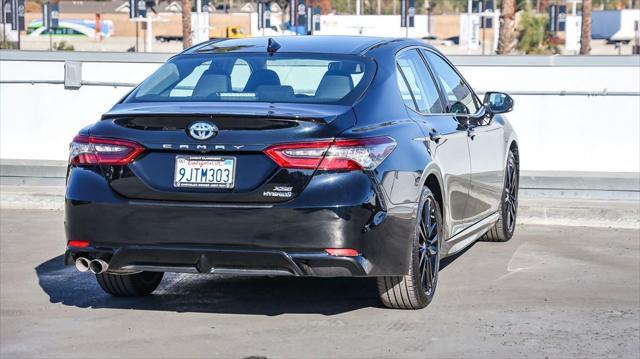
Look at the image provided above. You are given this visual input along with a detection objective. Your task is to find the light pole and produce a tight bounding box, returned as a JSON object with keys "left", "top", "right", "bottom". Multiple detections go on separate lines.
{"left": 467, "top": 0, "right": 472, "bottom": 53}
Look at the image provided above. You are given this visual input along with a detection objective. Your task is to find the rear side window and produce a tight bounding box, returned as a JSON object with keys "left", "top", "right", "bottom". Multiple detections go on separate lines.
{"left": 127, "top": 53, "right": 375, "bottom": 106}
{"left": 421, "top": 50, "right": 479, "bottom": 115}
{"left": 396, "top": 49, "right": 443, "bottom": 114}
{"left": 396, "top": 68, "right": 415, "bottom": 109}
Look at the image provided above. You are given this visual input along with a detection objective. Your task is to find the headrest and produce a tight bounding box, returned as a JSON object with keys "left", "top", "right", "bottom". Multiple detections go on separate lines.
{"left": 244, "top": 69, "right": 281, "bottom": 92}
{"left": 207, "top": 58, "right": 236, "bottom": 75}
{"left": 192, "top": 73, "right": 231, "bottom": 97}
{"left": 315, "top": 75, "right": 353, "bottom": 100}
{"left": 327, "top": 62, "right": 363, "bottom": 75}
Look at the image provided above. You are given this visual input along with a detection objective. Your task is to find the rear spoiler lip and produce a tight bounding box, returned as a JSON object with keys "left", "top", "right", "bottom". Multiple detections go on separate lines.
{"left": 100, "top": 113, "right": 332, "bottom": 125}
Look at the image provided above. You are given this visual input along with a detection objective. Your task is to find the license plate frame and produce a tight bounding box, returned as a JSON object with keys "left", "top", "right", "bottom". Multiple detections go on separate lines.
{"left": 173, "top": 155, "right": 236, "bottom": 189}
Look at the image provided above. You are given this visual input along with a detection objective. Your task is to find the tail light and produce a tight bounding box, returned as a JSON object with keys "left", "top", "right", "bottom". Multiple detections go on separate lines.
{"left": 69, "top": 135, "right": 144, "bottom": 166}
{"left": 67, "top": 240, "right": 90, "bottom": 248}
{"left": 325, "top": 248, "right": 360, "bottom": 256}
{"left": 264, "top": 137, "right": 396, "bottom": 171}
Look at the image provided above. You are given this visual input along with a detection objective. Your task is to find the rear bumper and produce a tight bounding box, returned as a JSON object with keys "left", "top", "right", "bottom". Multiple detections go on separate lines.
{"left": 64, "top": 245, "right": 371, "bottom": 277}
{"left": 65, "top": 167, "right": 418, "bottom": 276}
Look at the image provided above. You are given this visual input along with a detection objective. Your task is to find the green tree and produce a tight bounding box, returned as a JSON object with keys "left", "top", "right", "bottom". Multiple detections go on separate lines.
{"left": 516, "top": 9, "right": 556, "bottom": 54}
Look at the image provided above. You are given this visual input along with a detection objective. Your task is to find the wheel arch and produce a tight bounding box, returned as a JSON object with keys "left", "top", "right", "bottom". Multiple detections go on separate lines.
{"left": 419, "top": 164, "right": 447, "bottom": 239}
{"left": 509, "top": 140, "right": 520, "bottom": 164}
{"left": 425, "top": 174, "right": 444, "bottom": 223}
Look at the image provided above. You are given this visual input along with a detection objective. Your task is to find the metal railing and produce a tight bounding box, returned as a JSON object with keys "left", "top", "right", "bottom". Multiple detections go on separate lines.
{"left": 2, "top": 50, "right": 639, "bottom": 67}
{"left": 1, "top": 79, "right": 638, "bottom": 96}
{"left": 0, "top": 79, "right": 138, "bottom": 87}
{"left": 2, "top": 50, "right": 639, "bottom": 95}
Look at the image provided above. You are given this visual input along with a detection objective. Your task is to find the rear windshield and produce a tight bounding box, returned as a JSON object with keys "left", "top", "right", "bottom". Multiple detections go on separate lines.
{"left": 125, "top": 53, "right": 376, "bottom": 105}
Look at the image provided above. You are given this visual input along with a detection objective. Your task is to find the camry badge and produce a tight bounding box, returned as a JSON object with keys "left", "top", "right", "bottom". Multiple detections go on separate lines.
{"left": 188, "top": 122, "right": 218, "bottom": 141}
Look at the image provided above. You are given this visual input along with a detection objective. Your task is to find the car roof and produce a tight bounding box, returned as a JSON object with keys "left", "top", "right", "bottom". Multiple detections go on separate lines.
{"left": 183, "top": 36, "right": 433, "bottom": 56}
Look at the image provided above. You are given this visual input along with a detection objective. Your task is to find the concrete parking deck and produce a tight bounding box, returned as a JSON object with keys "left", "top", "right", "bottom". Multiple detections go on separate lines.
{"left": 1, "top": 209, "right": 638, "bottom": 358}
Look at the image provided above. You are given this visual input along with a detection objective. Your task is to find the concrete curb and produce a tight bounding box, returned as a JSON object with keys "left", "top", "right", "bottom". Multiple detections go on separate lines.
{"left": 517, "top": 198, "right": 639, "bottom": 229}
{"left": 2, "top": 160, "right": 639, "bottom": 229}
{"left": 0, "top": 159, "right": 67, "bottom": 187}
{"left": 2, "top": 160, "right": 639, "bottom": 198}
{"left": 1, "top": 186, "right": 65, "bottom": 211}
{"left": 1, "top": 185, "right": 638, "bottom": 230}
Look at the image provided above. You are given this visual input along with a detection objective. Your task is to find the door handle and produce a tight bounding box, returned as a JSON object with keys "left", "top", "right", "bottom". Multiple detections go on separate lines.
{"left": 429, "top": 130, "right": 442, "bottom": 143}
{"left": 467, "top": 127, "right": 476, "bottom": 140}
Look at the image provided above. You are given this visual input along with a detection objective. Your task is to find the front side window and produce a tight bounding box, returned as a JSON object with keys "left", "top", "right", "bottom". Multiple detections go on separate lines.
{"left": 127, "top": 53, "right": 375, "bottom": 105}
{"left": 395, "top": 50, "right": 443, "bottom": 114}
{"left": 421, "top": 50, "right": 479, "bottom": 115}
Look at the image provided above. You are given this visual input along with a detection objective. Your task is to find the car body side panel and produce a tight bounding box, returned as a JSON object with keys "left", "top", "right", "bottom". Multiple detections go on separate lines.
{"left": 465, "top": 118, "right": 506, "bottom": 222}
{"left": 499, "top": 114, "right": 519, "bottom": 159}
{"left": 407, "top": 113, "right": 473, "bottom": 238}
{"left": 362, "top": 40, "right": 478, "bottom": 243}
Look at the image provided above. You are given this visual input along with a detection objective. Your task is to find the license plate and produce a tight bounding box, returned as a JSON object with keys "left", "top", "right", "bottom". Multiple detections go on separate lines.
{"left": 174, "top": 156, "right": 236, "bottom": 189}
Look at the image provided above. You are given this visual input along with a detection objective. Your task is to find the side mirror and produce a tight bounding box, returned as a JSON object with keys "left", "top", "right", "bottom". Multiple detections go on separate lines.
{"left": 483, "top": 92, "right": 514, "bottom": 114}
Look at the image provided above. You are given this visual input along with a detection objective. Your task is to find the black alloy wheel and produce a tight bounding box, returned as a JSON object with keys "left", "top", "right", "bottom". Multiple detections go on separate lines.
{"left": 417, "top": 195, "right": 440, "bottom": 297}
{"left": 377, "top": 188, "right": 442, "bottom": 309}
{"left": 482, "top": 149, "right": 519, "bottom": 242}
{"left": 503, "top": 152, "right": 519, "bottom": 234}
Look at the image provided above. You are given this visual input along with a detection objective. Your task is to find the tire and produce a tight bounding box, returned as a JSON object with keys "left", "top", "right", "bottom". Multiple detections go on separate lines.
{"left": 96, "top": 271, "right": 164, "bottom": 297}
{"left": 482, "top": 149, "right": 519, "bottom": 242}
{"left": 377, "top": 188, "right": 442, "bottom": 309}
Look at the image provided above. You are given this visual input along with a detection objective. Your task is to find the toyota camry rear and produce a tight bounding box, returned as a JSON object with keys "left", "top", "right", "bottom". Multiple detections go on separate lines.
{"left": 65, "top": 39, "right": 410, "bottom": 297}
{"left": 64, "top": 37, "right": 520, "bottom": 310}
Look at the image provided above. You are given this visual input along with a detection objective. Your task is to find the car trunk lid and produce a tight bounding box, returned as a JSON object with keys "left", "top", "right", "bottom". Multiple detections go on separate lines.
{"left": 90, "top": 102, "right": 356, "bottom": 203}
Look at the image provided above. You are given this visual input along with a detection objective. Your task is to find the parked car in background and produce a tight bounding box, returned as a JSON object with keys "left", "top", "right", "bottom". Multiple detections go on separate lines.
{"left": 422, "top": 35, "right": 455, "bottom": 46}
{"left": 27, "top": 19, "right": 114, "bottom": 37}
{"left": 64, "top": 36, "right": 519, "bottom": 309}
{"left": 156, "top": 26, "right": 248, "bottom": 43}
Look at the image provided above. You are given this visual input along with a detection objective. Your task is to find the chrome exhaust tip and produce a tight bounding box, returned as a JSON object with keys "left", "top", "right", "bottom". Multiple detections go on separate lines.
{"left": 75, "top": 257, "right": 91, "bottom": 272}
{"left": 89, "top": 259, "right": 109, "bottom": 274}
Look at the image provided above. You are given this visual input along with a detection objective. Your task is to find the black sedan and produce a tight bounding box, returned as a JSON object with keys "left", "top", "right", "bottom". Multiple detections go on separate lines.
{"left": 65, "top": 36, "right": 519, "bottom": 309}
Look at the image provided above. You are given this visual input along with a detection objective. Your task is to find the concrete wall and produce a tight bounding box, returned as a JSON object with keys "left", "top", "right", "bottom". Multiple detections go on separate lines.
{"left": 315, "top": 15, "right": 431, "bottom": 37}
{"left": 1, "top": 51, "right": 639, "bottom": 173}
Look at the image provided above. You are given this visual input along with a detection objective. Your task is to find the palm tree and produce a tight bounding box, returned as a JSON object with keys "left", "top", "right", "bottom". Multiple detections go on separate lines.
{"left": 273, "top": 0, "right": 292, "bottom": 24}
{"left": 497, "top": 0, "right": 516, "bottom": 54}
{"left": 580, "top": 0, "right": 592, "bottom": 54}
{"left": 182, "top": 0, "right": 192, "bottom": 49}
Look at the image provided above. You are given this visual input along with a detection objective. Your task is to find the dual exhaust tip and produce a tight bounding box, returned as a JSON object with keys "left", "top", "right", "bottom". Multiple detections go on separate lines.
{"left": 75, "top": 257, "right": 109, "bottom": 274}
